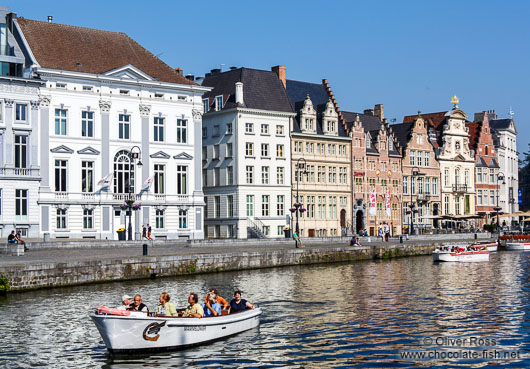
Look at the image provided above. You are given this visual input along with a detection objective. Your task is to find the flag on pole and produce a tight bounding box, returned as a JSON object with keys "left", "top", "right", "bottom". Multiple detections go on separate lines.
{"left": 386, "top": 190, "right": 391, "bottom": 217}
{"left": 369, "top": 189, "right": 377, "bottom": 216}
{"left": 141, "top": 176, "right": 153, "bottom": 191}
{"left": 97, "top": 173, "right": 113, "bottom": 188}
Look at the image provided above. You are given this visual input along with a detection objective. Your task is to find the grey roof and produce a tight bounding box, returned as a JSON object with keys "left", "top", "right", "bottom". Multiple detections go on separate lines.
{"left": 489, "top": 157, "right": 500, "bottom": 168}
{"left": 286, "top": 79, "right": 347, "bottom": 137}
{"left": 389, "top": 122, "right": 413, "bottom": 149}
{"left": 202, "top": 68, "right": 294, "bottom": 113}
{"left": 476, "top": 156, "right": 488, "bottom": 167}
{"left": 489, "top": 119, "right": 513, "bottom": 130}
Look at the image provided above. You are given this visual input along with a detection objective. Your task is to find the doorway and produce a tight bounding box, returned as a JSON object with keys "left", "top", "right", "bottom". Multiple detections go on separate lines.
{"left": 340, "top": 209, "right": 346, "bottom": 228}
{"left": 356, "top": 210, "right": 364, "bottom": 234}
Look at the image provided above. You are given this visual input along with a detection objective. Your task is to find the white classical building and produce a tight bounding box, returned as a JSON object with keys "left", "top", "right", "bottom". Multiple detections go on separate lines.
{"left": 201, "top": 67, "right": 294, "bottom": 238}
{"left": 14, "top": 16, "right": 208, "bottom": 240}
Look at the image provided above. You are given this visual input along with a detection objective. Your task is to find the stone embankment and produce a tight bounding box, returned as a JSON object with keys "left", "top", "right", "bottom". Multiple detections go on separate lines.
{"left": 0, "top": 234, "right": 493, "bottom": 292}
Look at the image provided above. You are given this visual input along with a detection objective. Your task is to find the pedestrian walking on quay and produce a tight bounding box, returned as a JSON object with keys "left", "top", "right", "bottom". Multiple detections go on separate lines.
{"left": 141, "top": 225, "right": 147, "bottom": 240}
{"left": 147, "top": 224, "right": 152, "bottom": 240}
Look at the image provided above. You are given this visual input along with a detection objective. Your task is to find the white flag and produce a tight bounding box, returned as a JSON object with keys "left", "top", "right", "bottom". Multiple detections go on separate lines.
{"left": 97, "top": 173, "right": 113, "bottom": 188}
{"left": 142, "top": 176, "right": 153, "bottom": 191}
{"left": 369, "top": 189, "right": 377, "bottom": 216}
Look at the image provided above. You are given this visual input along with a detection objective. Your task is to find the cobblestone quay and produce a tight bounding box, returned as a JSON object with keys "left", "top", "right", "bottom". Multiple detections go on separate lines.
{"left": 0, "top": 234, "right": 493, "bottom": 291}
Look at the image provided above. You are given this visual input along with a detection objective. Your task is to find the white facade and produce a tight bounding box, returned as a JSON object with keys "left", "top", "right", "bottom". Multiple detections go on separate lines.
{"left": 35, "top": 66, "right": 209, "bottom": 240}
{"left": 495, "top": 121, "right": 519, "bottom": 214}
{"left": 203, "top": 107, "right": 293, "bottom": 238}
{"left": 438, "top": 107, "right": 476, "bottom": 217}
{"left": 0, "top": 77, "right": 43, "bottom": 238}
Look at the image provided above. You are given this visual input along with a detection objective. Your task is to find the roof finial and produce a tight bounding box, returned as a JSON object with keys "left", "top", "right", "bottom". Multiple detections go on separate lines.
{"left": 451, "top": 95, "right": 459, "bottom": 108}
{"left": 417, "top": 109, "right": 422, "bottom": 117}
{"left": 509, "top": 106, "right": 515, "bottom": 118}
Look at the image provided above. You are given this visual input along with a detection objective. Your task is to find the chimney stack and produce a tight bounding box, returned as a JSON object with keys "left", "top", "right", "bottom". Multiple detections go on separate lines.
{"left": 185, "top": 74, "right": 194, "bottom": 81}
{"left": 271, "top": 65, "right": 286, "bottom": 88}
{"left": 175, "top": 67, "right": 183, "bottom": 76}
{"left": 235, "top": 82, "right": 244, "bottom": 105}
{"left": 364, "top": 109, "right": 374, "bottom": 116}
{"left": 374, "top": 104, "right": 384, "bottom": 120}
{"left": 47, "top": 15, "right": 53, "bottom": 23}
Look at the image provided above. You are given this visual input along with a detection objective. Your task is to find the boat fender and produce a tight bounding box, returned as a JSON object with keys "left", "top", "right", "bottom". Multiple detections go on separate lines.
{"left": 97, "top": 305, "right": 131, "bottom": 316}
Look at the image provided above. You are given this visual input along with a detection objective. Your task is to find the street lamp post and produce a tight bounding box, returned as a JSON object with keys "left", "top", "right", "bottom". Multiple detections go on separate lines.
{"left": 409, "top": 167, "right": 419, "bottom": 236}
{"left": 495, "top": 171, "right": 506, "bottom": 232}
{"left": 127, "top": 146, "right": 142, "bottom": 240}
{"left": 294, "top": 158, "right": 308, "bottom": 236}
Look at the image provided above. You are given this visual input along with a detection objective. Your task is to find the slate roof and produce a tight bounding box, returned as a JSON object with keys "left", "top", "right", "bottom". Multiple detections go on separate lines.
{"left": 389, "top": 122, "right": 413, "bottom": 149}
{"left": 489, "top": 119, "right": 513, "bottom": 130}
{"left": 403, "top": 111, "right": 447, "bottom": 128}
{"left": 201, "top": 68, "right": 293, "bottom": 113}
{"left": 16, "top": 18, "right": 194, "bottom": 85}
{"left": 476, "top": 156, "right": 488, "bottom": 167}
{"left": 286, "top": 79, "right": 347, "bottom": 137}
{"left": 489, "top": 158, "right": 500, "bottom": 168}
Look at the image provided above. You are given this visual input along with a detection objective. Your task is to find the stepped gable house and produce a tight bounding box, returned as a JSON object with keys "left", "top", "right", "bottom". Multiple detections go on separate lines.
{"left": 284, "top": 70, "right": 352, "bottom": 238}
{"left": 343, "top": 106, "right": 402, "bottom": 236}
{"left": 391, "top": 113, "right": 441, "bottom": 233}
{"left": 201, "top": 67, "right": 294, "bottom": 238}
{"left": 466, "top": 112, "right": 500, "bottom": 227}
{"left": 403, "top": 98, "right": 476, "bottom": 227}
{"left": 16, "top": 15, "right": 208, "bottom": 239}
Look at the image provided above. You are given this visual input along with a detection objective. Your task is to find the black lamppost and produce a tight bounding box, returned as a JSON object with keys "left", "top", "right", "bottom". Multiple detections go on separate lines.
{"left": 293, "top": 158, "right": 308, "bottom": 236}
{"left": 127, "top": 146, "right": 142, "bottom": 240}
{"left": 495, "top": 171, "right": 505, "bottom": 232}
{"left": 409, "top": 167, "right": 420, "bottom": 235}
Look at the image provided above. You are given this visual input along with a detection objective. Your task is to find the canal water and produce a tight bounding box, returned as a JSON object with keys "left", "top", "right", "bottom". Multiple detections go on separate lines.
{"left": 1, "top": 252, "right": 529, "bottom": 368}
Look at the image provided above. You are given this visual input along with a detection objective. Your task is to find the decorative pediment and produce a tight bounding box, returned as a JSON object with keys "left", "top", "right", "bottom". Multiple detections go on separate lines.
{"left": 77, "top": 146, "right": 100, "bottom": 155}
{"left": 150, "top": 151, "right": 171, "bottom": 159}
{"left": 103, "top": 64, "right": 154, "bottom": 81}
{"left": 454, "top": 154, "right": 466, "bottom": 161}
{"left": 174, "top": 152, "right": 193, "bottom": 160}
{"left": 50, "top": 145, "right": 74, "bottom": 154}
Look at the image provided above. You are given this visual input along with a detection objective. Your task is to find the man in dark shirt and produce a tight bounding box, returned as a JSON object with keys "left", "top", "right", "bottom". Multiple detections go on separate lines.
{"left": 129, "top": 294, "right": 149, "bottom": 313}
{"left": 7, "top": 231, "right": 16, "bottom": 243}
{"left": 228, "top": 290, "right": 255, "bottom": 314}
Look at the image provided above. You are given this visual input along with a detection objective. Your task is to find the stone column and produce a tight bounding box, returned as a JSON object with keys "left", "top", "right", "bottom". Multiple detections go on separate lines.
{"left": 99, "top": 100, "right": 112, "bottom": 234}
{"left": 30, "top": 100, "right": 39, "bottom": 169}
{"left": 4, "top": 99, "right": 14, "bottom": 168}
{"left": 139, "top": 104, "right": 151, "bottom": 228}
{"left": 38, "top": 95, "right": 51, "bottom": 232}
{"left": 192, "top": 109, "right": 204, "bottom": 238}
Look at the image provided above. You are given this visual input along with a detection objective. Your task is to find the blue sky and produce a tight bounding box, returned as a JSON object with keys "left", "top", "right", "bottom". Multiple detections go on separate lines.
{"left": 6, "top": 0, "right": 530, "bottom": 157}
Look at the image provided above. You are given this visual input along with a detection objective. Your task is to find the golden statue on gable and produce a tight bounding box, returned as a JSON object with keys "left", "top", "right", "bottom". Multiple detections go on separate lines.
{"left": 451, "top": 95, "right": 459, "bottom": 106}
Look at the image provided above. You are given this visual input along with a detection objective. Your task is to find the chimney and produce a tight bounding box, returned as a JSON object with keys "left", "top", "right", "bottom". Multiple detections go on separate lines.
{"left": 47, "top": 15, "right": 53, "bottom": 23}
{"left": 210, "top": 68, "right": 221, "bottom": 74}
{"left": 364, "top": 109, "right": 374, "bottom": 116}
{"left": 374, "top": 104, "right": 384, "bottom": 120}
{"left": 175, "top": 67, "right": 183, "bottom": 76}
{"left": 271, "top": 65, "right": 286, "bottom": 88}
{"left": 474, "top": 112, "right": 485, "bottom": 122}
{"left": 185, "top": 74, "right": 194, "bottom": 81}
{"left": 235, "top": 82, "right": 244, "bottom": 105}
{"left": 229, "top": 66, "right": 237, "bottom": 71}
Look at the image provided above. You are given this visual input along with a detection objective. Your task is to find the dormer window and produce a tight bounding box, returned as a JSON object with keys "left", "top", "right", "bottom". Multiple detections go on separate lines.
{"left": 366, "top": 135, "right": 370, "bottom": 148}
{"left": 388, "top": 140, "right": 393, "bottom": 151}
{"left": 120, "top": 89, "right": 130, "bottom": 96}
{"left": 203, "top": 98, "right": 209, "bottom": 113}
{"left": 82, "top": 85, "right": 93, "bottom": 92}
{"left": 56, "top": 83, "right": 67, "bottom": 89}
{"left": 215, "top": 95, "right": 223, "bottom": 111}
{"left": 154, "top": 93, "right": 164, "bottom": 99}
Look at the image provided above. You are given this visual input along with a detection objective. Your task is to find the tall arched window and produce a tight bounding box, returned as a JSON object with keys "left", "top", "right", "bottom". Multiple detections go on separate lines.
{"left": 455, "top": 168, "right": 460, "bottom": 185}
{"left": 114, "top": 150, "right": 134, "bottom": 194}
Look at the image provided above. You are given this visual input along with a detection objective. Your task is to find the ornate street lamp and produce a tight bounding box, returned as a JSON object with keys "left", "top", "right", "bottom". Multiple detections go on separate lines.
{"left": 127, "top": 146, "right": 142, "bottom": 240}
{"left": 294, "top": 158, "right": 308, "bottom": 236}
{"left": 495, "top": 171, "right": 506, "bottom": 232}
{"left": 409, "top": 166, "right": 420, "bottom": 235}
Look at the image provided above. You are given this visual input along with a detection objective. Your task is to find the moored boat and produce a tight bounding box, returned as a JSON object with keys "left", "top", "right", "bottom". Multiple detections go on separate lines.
{"left": 433, "top": 245, "right": 490, "bottom": 262}
{"left": 91, "top": 307, "right": 262, "bottom": 353}
{"left": 505, "top": 242, "right": 530, "bottom": 251}
{"left": 470, "top": 241, "right": 498, "bottom": 252}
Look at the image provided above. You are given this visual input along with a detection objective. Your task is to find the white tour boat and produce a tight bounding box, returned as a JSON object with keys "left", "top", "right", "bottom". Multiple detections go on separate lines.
{"left": 433, "top": 245, "right": 490, "bottom": 262}
{"left": 91, "top": 307, "right": 262, "bottom": 353}
{"left": 470, "top": 241, "right": 498, "bottom": 252}
{"left": 505, "top": 242, "right": 530, "bottom": 251}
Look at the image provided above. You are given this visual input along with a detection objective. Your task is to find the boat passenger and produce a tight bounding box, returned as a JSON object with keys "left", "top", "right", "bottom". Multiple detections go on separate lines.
{"left": 130, "top": 294, "right": 149, "bottom": 313}
{"left": 155, "top": 292, "right": 178, "bottom": 316}
{"left": 228, "top": 290, "right": 255, "bottom": 314}
{"left": 183, "top": 293, "right": 204, "bottom": 318}
{"left": 202, "top": 293, "right": 221, "bottom": 317}
{"left": 117, "top": 295, "right": 133, "bottom": 311}
{"left": 204, "top": 289, "right": 229, "bottom": 311}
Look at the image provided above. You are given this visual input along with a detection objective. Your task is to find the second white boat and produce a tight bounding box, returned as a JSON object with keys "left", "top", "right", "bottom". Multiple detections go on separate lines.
{"left": 505, "top": 242, "right": 530, "bottom": 251}
{"left": 433, "top": 246, "right": 490, "bottom": 262}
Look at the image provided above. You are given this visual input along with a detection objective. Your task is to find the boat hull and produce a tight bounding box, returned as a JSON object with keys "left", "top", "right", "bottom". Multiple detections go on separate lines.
{"left": 506, "top": 242, "right": 530, "bottom": 251}
{"left": 91, "top": 308, "right": 262, "bottom": 353}
{"left": 433, "top": 250, "right": 490, "bottom": 262}
{"left": 470, "top": 242, "right": 497, "bottom": 252}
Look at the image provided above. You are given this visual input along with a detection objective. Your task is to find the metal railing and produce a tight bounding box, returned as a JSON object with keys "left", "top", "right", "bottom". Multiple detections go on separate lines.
{"left": 452, "top": 184, "right": 468, "bottom": 192}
